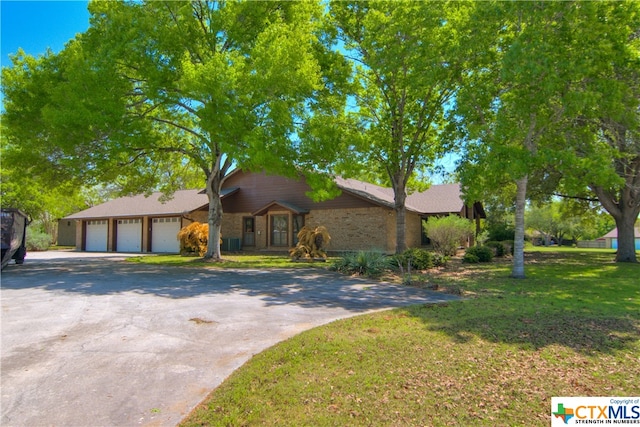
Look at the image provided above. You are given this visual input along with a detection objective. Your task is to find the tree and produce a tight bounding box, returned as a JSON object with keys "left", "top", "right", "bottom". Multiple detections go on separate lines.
{"left": 457, "top": 1, "right": 575, "bottom": 278}
{"left": 325, "top": 1, "right": 486, "bottom": 253}
{"left": 2, "top": 1, "right": 336, "bottom": 260}
{"left": 553, "top": 1, "right": 640, "bottom": 262}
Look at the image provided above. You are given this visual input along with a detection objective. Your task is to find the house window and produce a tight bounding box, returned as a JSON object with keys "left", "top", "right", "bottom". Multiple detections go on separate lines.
{"left": 271, "top": 215, "right": 288, "bottom": 246}
{"left": 293, "top": 215, "right": 304, "bottom": 244}
{"left": 243, "top": 217, "right": 255, "bottom": 246}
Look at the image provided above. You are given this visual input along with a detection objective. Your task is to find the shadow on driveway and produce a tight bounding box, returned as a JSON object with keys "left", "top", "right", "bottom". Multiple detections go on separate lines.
{"left": 1, "top": 256, "right": 458, "bottom": 311}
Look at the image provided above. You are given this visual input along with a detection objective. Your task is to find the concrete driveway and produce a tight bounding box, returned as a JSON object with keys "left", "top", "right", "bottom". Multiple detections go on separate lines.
{"left": 1, "top": 251, "right": 457, "bottom": 426}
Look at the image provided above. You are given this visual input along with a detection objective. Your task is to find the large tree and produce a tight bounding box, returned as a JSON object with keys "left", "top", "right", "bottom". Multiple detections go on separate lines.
{"left": 2, "top": 1, "right": 337, "bottom": 260}
{"left": 456, "top": 1, "right": 640, "bottom": 276}
{"left": 555, "top": 1, "right": 640, "bottom": 262}
{"left": 457, "top": 1, "right": 573, "bottom": 278}
{"left": 325, "top": 1, "right": 486, "bottom": 253}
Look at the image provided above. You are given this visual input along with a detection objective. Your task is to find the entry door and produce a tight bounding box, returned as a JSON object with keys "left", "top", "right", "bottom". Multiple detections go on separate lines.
{"left": 243, "top": 217, "right": 255, "bottom": 246}
{"left": 271, "top": 215, "right": 288, "bottom": 247}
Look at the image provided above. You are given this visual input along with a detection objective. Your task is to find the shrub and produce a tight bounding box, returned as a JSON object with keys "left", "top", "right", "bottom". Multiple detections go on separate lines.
{"left": 485, "top": 241, "right": 506, "bottom": 257}
{"left": 289, "top": 226, "right": 331, "bottom": 259}
{"left": 465, "top": 246, "right": 494, "bottom": 263}
{"left": 432, "top": 253, "right": 449, "bottom": 267}
{"left": 462, "top": 253, "right": 480, "bottom": 263}
{"left": 486, "top": 222, "right": 515, "bottom": 241}
{"left": 423, "top": 216, "right": 474, "bottom": 256}
{"left": 177, "top": 222, "right": 209, "bottom": 256}
{"left": 330, "top": 251, "right": 393, "bottom": 277}
{"left": 26, "top": 229, "right": 52, "bottom": 251}
{"left": 394, "top": 248, "right": 434, "bottom": 270}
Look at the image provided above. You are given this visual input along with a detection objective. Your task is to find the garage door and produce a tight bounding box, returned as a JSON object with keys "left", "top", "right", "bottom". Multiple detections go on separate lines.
{"left": 116, "top": 219, "right": 142, "bottom": 252}
{"left": 151, "top": 217, "right": 181, "bottom": 253}
{"left": 86, "top": 220, "right": 108, "bottom": 252}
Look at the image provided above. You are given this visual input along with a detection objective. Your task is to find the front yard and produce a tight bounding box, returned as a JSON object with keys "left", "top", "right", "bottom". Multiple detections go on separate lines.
{"left": 175, "top": 248, "right": 639, "bottom": 426}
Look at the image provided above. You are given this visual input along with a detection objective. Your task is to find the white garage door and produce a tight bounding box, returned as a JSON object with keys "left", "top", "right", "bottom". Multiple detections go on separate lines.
{"left": 86, "top": 220, "right": 108, "bottom": 252}
{"left": 116, "top": 219, "right": 142, "bottom": 252}
{"left": 151, "top": 217, "right": 181, "bottom": 253}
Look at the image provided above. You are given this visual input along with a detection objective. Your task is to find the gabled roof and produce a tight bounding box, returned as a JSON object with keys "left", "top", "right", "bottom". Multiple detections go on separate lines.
{"left": 601, "top": 227, "right": 640, "bottom": 239}
{"left": 335, "top": 177, "right": 466, "bottom": 215}
{"left": 65, "top": 188, "right": 237, "bottom": 220}
{"left": 406, "top": 183, "right": 465, "bottom": 214}
{"left": 252, "top": 200, "right": 309, "bottom": 216}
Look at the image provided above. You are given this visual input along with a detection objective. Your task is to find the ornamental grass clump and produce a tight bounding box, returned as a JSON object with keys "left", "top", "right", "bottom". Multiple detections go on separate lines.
{"left": 289, "top": 226, "right": 331, "bottom": 260}
{"left": 177, "top": 222, "right": 209, "bottom": 256}
{"left": 330, "top": 250, "right": 393, "bottom": 277}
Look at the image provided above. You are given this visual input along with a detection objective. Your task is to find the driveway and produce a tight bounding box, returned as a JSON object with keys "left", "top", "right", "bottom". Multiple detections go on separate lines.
{"left": 1, "top": 252, "right": 457, "bottom": 426}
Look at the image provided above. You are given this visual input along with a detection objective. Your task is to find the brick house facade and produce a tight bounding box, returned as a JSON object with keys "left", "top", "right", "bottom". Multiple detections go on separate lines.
{"left": 64, "top": 170, "right": 484, "bottom": 254}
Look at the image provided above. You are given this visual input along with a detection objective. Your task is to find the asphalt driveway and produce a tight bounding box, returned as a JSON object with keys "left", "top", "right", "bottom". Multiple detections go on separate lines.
{"left": 1, "top": 252, "right": 457, "bottom": 426}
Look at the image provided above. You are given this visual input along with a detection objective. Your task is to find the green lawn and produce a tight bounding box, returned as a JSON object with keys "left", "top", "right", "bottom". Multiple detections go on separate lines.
{"left": 126, "top": 253, "right": 334, "bottom": 269}
{"left": 179, "top": 248, "right": 640, "bottom": 426}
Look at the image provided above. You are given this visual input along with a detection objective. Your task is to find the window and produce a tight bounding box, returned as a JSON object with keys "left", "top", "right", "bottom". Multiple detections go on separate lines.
{"left": 271, "top": 215, "right": 288, "bottom": 246}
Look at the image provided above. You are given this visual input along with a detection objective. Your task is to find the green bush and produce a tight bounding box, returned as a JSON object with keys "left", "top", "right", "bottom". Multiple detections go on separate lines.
{"left": 432, "top": 253, "right": 449, "bottom": 267}
{"left": 464, "top": 246, "right": 494, "bottom": 263}
{"left": 26, "top": 229, "right": 52, "bottom": 251}
{"left": 423, "top": 216, "right": 474, "bottom": 256}
{"left": 330, "top": 251, "right": 393, "bottom": 277}
{"left": 394, "top": 248, "right": 434, "bottom": 270}
{"left": 485, "top": 241, "right": 506, "bottom": 257}
{"left": 462, "top": 253, "right": 480, "bottom": 263}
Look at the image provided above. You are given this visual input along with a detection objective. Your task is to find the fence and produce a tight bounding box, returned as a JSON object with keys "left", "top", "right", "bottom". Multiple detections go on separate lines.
{"left": 577, "top": 240, "right": 607, "bottom": 249}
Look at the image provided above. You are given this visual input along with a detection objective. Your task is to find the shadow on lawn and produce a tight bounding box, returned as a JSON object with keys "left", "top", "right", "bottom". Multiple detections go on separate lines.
{"left": 409, "top": 303, "right": 639, "bottom": 355}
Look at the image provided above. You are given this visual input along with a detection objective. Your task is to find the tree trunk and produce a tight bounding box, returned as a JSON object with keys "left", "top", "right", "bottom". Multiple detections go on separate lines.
{"left": 614, "top": 214, "right": 637, "bottom": 262}
{"left": 512, "top": 175, "right": 528, "bottom": 278}
{"left": 592, "top": 184, "right": 639, "bottom": 263}
{"left": 204, "top": 171, "right": 224, "bottom": 260}
{"left": 393, "top": 180, "right": 408, "bottom": 254}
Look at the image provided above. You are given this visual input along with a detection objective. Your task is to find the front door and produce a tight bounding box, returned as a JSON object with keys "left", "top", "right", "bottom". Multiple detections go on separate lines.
{"left": 243, "top": 217, "right": 255, "bottom": 246}
{"left": 271, "top": 215, "right": 288, "bottom": 247}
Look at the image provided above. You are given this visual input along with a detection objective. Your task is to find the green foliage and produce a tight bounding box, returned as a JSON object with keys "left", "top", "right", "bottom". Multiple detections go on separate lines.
{"left": 462, "top": 253, "right": 480, "bottom": 264}
{"left": 322, "top": 1, "right": 488, "bottom": 253}
{"left": 26, "top": 229, "right": 52, "bottom": 251}
{"left": 464, "top": 246, "right": 494, "bottom": 263}
{"left": 2, "top": 0, "right": 337, "bottom": 260}
{"left": 424, "top": 216, "right": 474, "bottom": 256}
{"left": 431, "top": 252, "right": 449, "bottom": 268}
{"left": 394, "top": 248, "right": 434, "bottom": 271}
{"left": 485, "top": 241, "right": 506, "bottom": 257}
{"left": 330, "top": 251, "right": 393, "bottom": 277}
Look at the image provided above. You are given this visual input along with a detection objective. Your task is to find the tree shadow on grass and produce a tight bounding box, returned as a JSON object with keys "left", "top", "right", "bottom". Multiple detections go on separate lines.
{"left": 405, "top": 299, "right": 640, "bottom": 356}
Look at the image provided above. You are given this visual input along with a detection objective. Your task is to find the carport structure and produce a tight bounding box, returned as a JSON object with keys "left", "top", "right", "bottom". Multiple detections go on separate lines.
{"left": 64, "top": 188, "right": 236, "bottom": 254}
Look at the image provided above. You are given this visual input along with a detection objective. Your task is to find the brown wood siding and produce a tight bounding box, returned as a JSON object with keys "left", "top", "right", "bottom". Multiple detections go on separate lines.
{"left": 221, "top": 171, "right": 377, "bottom": 214}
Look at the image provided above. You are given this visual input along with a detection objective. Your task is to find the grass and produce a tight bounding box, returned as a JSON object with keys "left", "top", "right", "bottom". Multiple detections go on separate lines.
{"left": 180, "top": 248, "right": 640, "bottom": 426}
{"left": 126, "top": 253, "right": 334, "bottom": 269}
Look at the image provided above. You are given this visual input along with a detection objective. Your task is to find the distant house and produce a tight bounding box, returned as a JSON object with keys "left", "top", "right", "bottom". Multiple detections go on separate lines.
{"left": 63, "top": 170, "right": 485, "bottom": 254}
{"left": 600, "top": 227, "right": 640, "bottom": 251}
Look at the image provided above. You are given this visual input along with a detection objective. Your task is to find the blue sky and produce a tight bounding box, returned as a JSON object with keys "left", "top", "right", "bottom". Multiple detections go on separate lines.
{"left": 1, "top": 1, "right": 90, "bottom": 68}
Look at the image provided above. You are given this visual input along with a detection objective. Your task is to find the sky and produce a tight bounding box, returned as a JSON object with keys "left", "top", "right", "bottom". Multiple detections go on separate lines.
{"left": 1, "top": 1, "right": 90, "bottom": 68}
